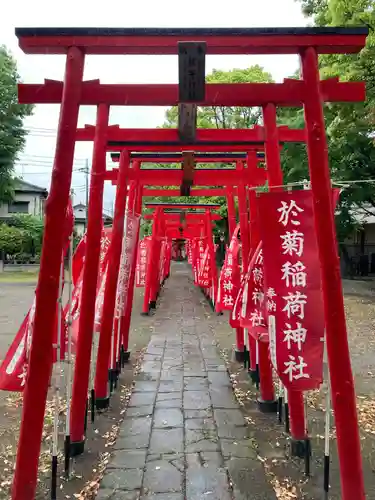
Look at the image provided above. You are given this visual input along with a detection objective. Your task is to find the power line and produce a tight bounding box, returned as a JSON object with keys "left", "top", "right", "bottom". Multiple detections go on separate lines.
{"left": 14, "top": 168, "right": 88, "bottom": 175}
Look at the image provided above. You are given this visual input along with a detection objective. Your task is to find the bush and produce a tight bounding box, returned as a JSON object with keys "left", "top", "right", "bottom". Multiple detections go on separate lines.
{"left": 6, "top": 214, "right": 44, "bottom": 255}
{"left": 0, "top": 224, "right": 28, "bottom": 256}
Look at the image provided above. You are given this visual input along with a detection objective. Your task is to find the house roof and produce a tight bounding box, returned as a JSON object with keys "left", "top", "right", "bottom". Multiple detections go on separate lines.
{"left": 73, "top": 203, "right": 86, "bottom": 209}
{"left": 73, "top": 203, "right": 112, "bottom": 221}
{"left": 14, "top": 178, "right": 48, "bottom": 196}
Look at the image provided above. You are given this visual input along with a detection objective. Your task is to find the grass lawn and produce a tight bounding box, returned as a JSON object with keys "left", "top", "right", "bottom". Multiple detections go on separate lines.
{"left": 0, "top": 270, "right": 39, "bottom": 283}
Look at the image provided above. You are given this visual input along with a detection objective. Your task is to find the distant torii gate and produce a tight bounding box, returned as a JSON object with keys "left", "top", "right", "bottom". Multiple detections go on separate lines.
{"left": 143, "top": 204, "right": 221, "bottom": 311}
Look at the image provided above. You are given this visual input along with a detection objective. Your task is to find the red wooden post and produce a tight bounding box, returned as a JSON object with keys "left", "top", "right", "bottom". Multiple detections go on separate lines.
{"left": 12, "top": 47, "right": 85, "bottom": 500}
{"left": 236, "top": 162, "right": 250, "bottom": 271}
{"left": 246, "top": 152, "right": 262, "bottom": 378}
{"left": 205, "top": 209, "right": 218, "bottom": 307}
{"left": 288, "top": 390, "right": 306, "bottom": 441}
{"left": 236, "top": 161, "right": 252, "bottom": 367}
{"left": 301, "top": 46, "right": 365, "bottom": 499}
{"left": 70, "top": 103, "right": 109, "bottom": 453}
{"left": 150, "top": 211, "right": 162, "bottom": 305}
{"left": 142, "top": 209, "right": 160, "bottom": 313}
{"left": 120, "top": 182, "right": 142, "bottom": 360}
{"left": 226, "top": 187, "right": 244, "bottom": 354}
{"left": 258, "top": 339, "right": 275, "bottom": 402}
{"left": 246, "top": 152, "right": 262, "bottom": 251}
{"left": 94, "top": 150, "right": 130, "bottom": 408}
{"left": 254, "top": 103, "right": 288, "bottom": 413}
{"left": 226, "top": 187, "right": 237, "bottom": 237}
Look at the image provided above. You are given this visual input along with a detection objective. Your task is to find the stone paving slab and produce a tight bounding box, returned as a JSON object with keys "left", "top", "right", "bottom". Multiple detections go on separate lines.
{"left": 98, "top": 264, "right": 276, "bottom": 499}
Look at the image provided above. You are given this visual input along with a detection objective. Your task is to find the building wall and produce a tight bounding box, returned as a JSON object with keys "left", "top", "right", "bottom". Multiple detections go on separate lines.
{"left": 0, "top": 192, "right": 44, "bottom": 218}
{"left": 75, "top": 220, "right": 86, "bottom": 236}
{"left": 365, "top": 223, "right": 375, "bottom": 245}
{"left": 74, "top": 206, "right": 86, "bottom": 220}
{"left": 341, "top": 223, "right": 375, "bottom": 275}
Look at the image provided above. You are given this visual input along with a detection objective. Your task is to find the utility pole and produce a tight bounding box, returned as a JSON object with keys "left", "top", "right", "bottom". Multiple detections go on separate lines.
{"left": 85, "top": 159, "right": 89, "bottom": 231}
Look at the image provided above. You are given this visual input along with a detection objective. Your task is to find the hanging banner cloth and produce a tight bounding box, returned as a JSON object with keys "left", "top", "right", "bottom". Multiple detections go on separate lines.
{"left": 258, "top": 189, "right": 327, "bottom": 391}
{"left": 239, "top": 243, "right": 268, "bottom": 342}
{"left": 186, "top": 239, "right": 193, "bottom": 264}
{"left": 197, "top": 245, "right": 212, "bottom": 288}
{"left": 0, "top": 200, "right": 74, "bottom": 391}
{"left": 190, "top": 237, "right": 205, "bottom": 286}
{"left": 217, "top": 225, "right": 241, "bottom": 311}
{"left": 114, "top": 213, "right": 141, "bottom": 320}
{"left": 66, "top": 226, "right": 112, "bottom": 345}
{"left": 111, "top": 212, "right": 141, "bottom": 368}
{"left": 135, "top": 237, "right": 151, "bottom": 287}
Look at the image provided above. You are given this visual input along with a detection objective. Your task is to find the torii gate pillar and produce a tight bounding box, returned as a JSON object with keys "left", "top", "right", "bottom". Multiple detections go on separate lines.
{"left": 12, "top": 47, "right": 85, "bottom": 500}
{"left": 70, "top": 103, "right": 109, "bottom": 455}
{"left": 94, "top": 151, "right": 130, "bottom": 408}
{"left": 301, "top": 46, "right": 364, "bottom": 499}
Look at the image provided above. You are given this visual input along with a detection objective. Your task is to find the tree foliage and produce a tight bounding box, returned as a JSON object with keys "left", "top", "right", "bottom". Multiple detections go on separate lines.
{"left": 279, "top": 0, "right": 375, "bottom": 240}
{"left": 164, "top": 66, "right": 273, "bottom": 130}
{"left": 148, "top": 13, "right": 374, "bottom": 247}
{"left": 0, "top": 46, "right": 33, "bottom": 202}
{"left": 0, "top": 224, "right": 27, "bottom": 256}
{"left": 0, "top": 214, "right": 44, "bottom": 257}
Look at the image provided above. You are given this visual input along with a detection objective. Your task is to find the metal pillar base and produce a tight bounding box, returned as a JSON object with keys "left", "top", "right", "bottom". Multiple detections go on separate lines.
{"left": 249, "top": 369, "right": 260, "bottom": 385}
{"left": 234, "top": 349, "right": 245, "bottom": 363}
{"left": 257, "top": 398, "right": 278, "bottom": 414}
{"left": 95, "top": 397, "right": 110, "bottom": 411}
{"left": 291, "top": 438, "right": 310, "bottom": 458}
{"left": 70, "top": 440, "right": 85, "bottom": 457}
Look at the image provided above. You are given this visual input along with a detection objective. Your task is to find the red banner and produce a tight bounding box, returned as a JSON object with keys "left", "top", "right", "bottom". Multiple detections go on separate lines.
{"left": 115, "top": 213, "right": 140, "bottom": 319}
{"left": 136, "top": 237, "right": 150, "bottom": 287}
{"left": 186, "top": 239, "right": 193, "bottom": 264}
{"left": 197, "top": 245, "right": 212, "bottom": 288}
{"left": 217, "top": 226, "right": 241, "bottom": 311}
{"left": 191, "top": 238, "right": 204, "bottom": 286}
{"left": 240, "top": 243, "right": 268, "bottom": 342}
{"left": 68, "top": 227, "right": 112, "bottom": 343}
{"left": 258, "top": 190, "right": 325, "bottom": 391}
{"left": 0, "top": 201, "right": 73, "bottom": 391}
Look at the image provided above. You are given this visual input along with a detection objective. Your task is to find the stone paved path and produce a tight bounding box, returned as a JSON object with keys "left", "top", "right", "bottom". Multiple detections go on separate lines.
{"left": 97, "top": 263, "right": 276, "bottom": 499}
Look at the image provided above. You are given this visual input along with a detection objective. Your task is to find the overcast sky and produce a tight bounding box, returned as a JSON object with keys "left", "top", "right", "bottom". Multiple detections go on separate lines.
{"left": 2, "top": 0, "right": 307, "bottom": 212}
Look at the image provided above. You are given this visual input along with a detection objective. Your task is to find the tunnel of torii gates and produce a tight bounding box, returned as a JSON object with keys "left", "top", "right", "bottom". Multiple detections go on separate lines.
{"left": 7, "top": 25, "right": 369, "bottom": 500}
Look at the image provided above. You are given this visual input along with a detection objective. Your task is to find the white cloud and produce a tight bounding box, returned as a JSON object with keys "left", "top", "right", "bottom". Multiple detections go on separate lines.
{"left": 2, "top": 0, "right": 307, "bottom": 207}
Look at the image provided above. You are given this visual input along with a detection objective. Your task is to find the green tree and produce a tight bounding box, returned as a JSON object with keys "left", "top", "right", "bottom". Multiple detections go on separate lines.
{"left": 0, "top": 46, "right": 34, "bottom": 202}
{"left": 163, "top": 66, "right": 274, "bottom": 130}
{"left": 278, "top": 0, "right": 375, "bottom": 244}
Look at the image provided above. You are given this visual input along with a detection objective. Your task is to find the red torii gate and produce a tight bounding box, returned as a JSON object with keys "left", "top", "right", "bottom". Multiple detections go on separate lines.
{"left": 13, "top": 26, "right": 368, "bottom": 500}
{"left": 142, "top": 204, "right": 221, "bottom": 310}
